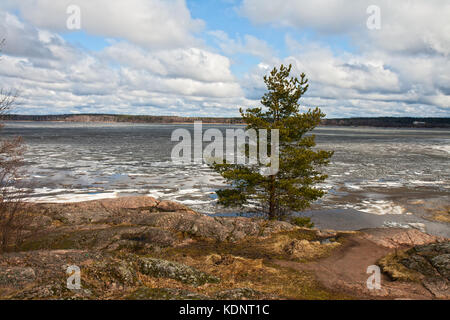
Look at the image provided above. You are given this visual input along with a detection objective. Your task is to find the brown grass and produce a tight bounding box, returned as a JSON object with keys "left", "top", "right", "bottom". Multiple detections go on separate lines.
{"left": 143, "top": 229, "right": 349, "bottom": 299}
{"left": 377, "top": 251, "right": 421, "bottom": 282}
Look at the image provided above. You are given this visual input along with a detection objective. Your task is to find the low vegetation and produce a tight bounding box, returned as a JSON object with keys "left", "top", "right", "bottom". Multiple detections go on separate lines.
{"left": 0, "top": 59, "right": 28, "bottom": 252}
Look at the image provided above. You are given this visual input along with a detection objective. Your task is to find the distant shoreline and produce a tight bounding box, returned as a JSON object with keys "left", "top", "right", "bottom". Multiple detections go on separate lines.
{"left": 2, "top": 114, "right": 450, "bottom": 128}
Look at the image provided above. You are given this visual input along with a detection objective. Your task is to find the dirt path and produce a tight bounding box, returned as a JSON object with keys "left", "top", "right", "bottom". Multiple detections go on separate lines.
{"left": 275, "top": 235, "right": 433, "bottom": 299}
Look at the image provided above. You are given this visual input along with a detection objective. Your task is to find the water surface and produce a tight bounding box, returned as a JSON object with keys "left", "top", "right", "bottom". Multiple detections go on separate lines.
{"left": 2, "top": 121, "right": 449, "bottom": 235}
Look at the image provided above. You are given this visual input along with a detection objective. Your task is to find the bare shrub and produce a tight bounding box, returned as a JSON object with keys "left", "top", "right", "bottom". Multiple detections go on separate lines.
{"left": 0, "top": 133, "right": 29, "bottom": 251}
{"left": 0, "top": 40, "right": 31, "bottom": 252}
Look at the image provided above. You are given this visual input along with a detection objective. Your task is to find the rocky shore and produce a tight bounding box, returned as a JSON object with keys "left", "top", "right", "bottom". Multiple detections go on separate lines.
{"left": 0, "top": 196, "right": 448, "bottom": 300}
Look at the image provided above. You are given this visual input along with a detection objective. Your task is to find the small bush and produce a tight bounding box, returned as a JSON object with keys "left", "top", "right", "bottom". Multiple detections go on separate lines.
{"left": 290, "top": 217, "right": 314, "bottom": 229}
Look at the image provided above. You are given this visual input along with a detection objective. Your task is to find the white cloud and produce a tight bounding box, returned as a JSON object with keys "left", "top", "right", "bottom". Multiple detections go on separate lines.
{"left": 0, "top": 11, "right": 247, "bottom": 116}
{"left": 241, "top": 0, "right": 450, "bottom": 56}
{"left": 241, "top": 0, "right": 366, "bottom": 33}
{"left": 284, "top": 37, "right": 401, "bottom": 93}
{"left": 1, "top": 0, "right": 204, "bottom": 49}
{"left": 1, "top": 1, "right": 449, "bottom": 117}
{"left": 237, "top": 1, "right": 450, "bottom": 116}
{"left": 102, "top": 42, "right": 236, "bottom": 83}
{"left": 236, "top": 34, "right": 450, "bottom": 117}
{"left": 209, "top": 30, "right": 275, "bottom": 60}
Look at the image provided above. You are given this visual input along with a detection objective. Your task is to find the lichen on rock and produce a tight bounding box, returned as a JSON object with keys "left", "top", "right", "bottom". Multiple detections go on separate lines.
{"left": 137, "top": 257, "right": 220, "bottom": 286}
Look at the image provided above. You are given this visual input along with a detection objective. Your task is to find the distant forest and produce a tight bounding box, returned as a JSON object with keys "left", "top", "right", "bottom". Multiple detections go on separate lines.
{"left": 2, "top": 114, "right": 449, "bottom": 128}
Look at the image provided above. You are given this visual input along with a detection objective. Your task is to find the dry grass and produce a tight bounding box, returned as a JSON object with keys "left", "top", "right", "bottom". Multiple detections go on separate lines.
{"left": 268, "top": 235, "right": 340, "bottom": 261}
{"left": 116, "top": 252, "right": 348, "bottom": 299}
{"left": 431, "top": 208, "right": 450, "bottom": 223}
{"left": 145, "top": 229, "right": 349, "bottom": 299}
{"left": 378, "top": 251, "right": 421, "bottom": 282}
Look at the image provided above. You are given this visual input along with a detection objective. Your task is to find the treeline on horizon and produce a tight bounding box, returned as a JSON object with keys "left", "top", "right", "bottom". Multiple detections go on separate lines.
{"left": 2, "top": 114, "right": 449, "bottom": 128}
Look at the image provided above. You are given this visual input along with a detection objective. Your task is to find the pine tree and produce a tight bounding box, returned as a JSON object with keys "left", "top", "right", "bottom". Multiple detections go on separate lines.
{"left": 212, "top": 64, "right": 333, "bottom": 220}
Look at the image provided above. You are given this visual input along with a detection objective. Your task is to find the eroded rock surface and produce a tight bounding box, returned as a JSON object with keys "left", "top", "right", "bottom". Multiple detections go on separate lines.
{"left": 1, "top": 196, "right": 448, "bottom": 300}
{"left": 379, "top": 242, "right": 450, "bottom": 298}
{"left": 361, "top": 228, "right": 443, "bottom": 248}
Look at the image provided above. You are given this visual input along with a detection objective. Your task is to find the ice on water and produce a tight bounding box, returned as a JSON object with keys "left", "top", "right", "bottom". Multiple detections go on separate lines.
{"left": 3, "top": 122, "right": 449, "bottom": 215}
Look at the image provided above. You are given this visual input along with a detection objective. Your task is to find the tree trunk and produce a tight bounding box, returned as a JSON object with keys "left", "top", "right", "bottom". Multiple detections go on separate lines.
{"left": 268, "top": 175, "right": 276, "bottom": 219}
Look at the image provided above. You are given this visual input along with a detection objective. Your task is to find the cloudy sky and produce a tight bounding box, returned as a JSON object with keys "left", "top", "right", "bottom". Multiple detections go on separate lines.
{"left": 0, "top": 0, "right": 449, "bottom": 117}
